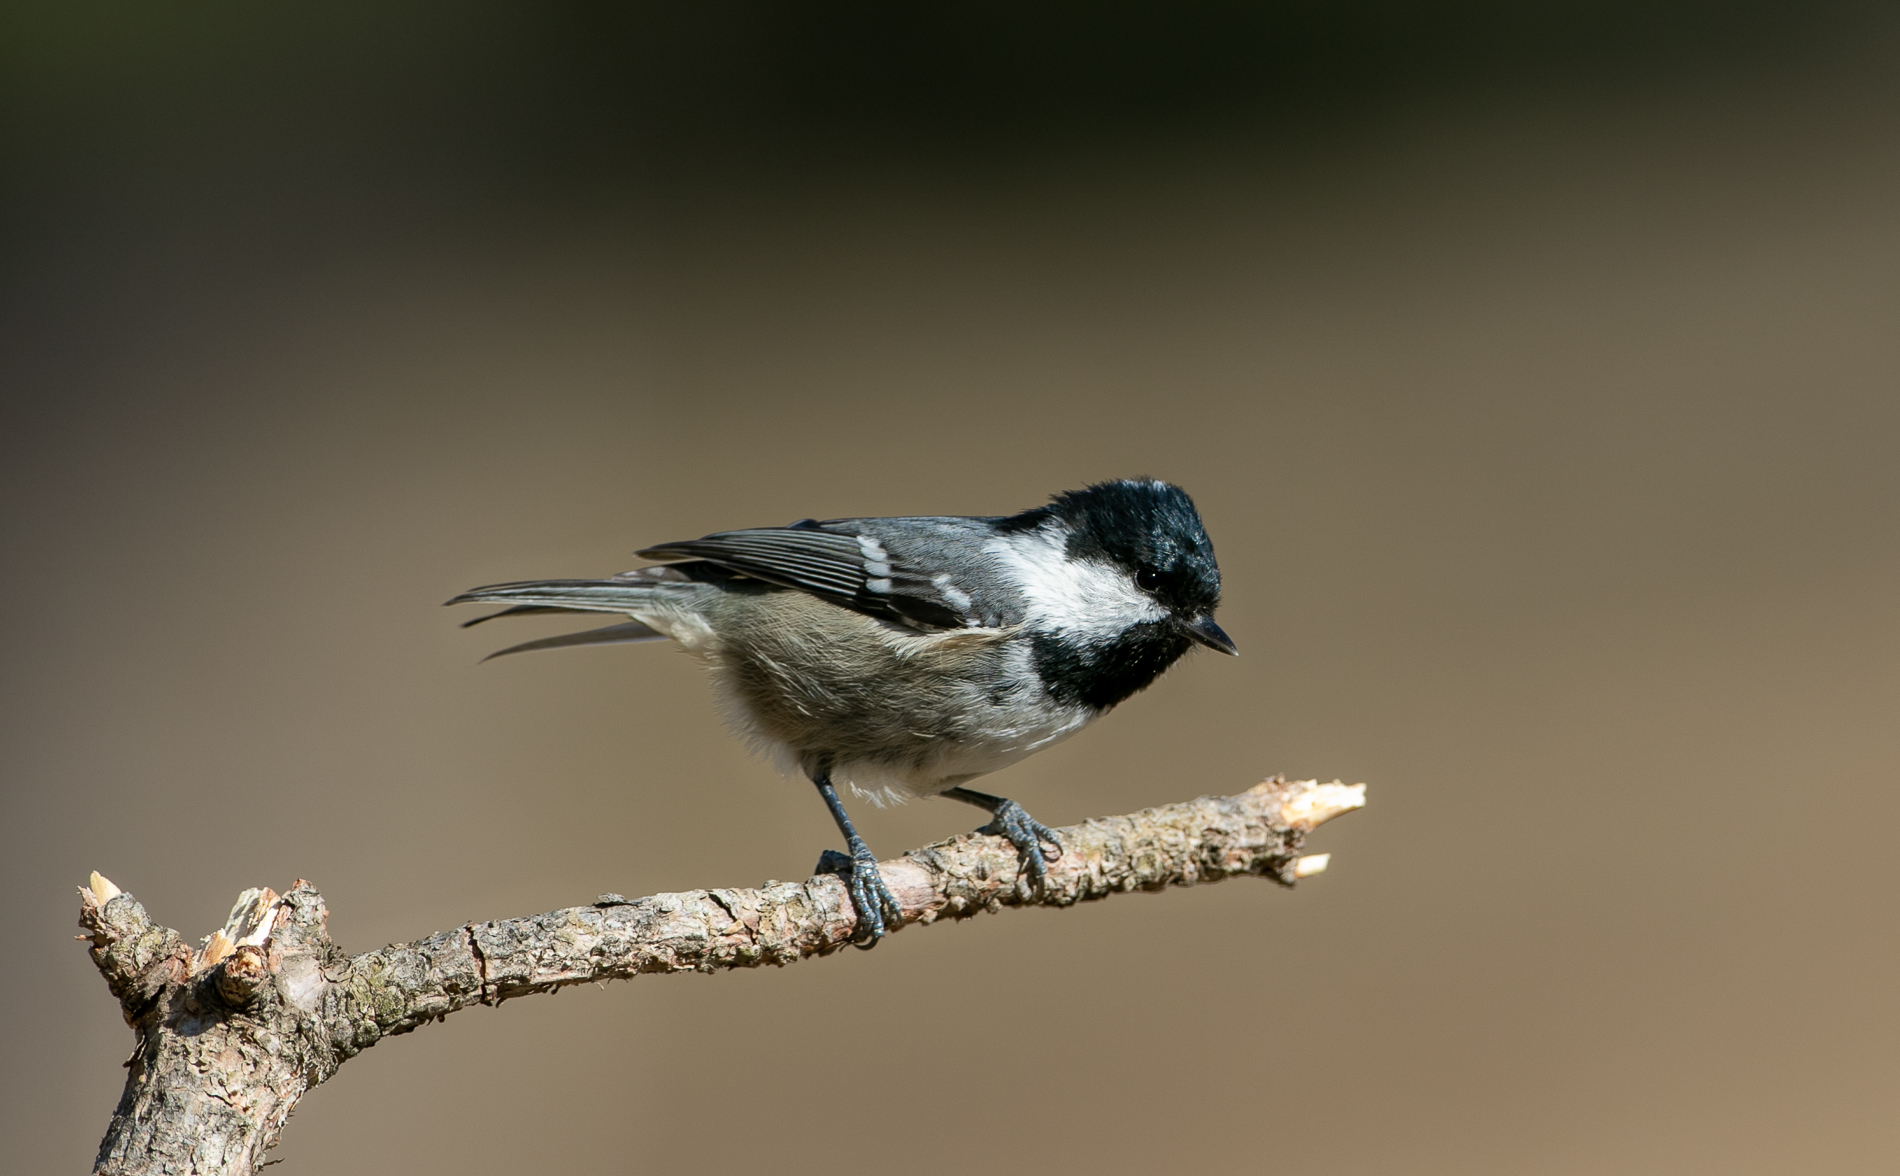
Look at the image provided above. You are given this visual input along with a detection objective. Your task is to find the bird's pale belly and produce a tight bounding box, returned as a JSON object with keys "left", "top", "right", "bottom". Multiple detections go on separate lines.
{"left": 660, "top": 593, "right": 1099, "bottom": 805}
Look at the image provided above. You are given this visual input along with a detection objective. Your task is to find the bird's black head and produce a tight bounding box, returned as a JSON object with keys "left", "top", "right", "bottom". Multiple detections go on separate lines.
{"left": 1043, "top": 479, "right": 1224, "bottom": 622}
{"left": 999, "top": 479, "right": 1236, "bottom": 709}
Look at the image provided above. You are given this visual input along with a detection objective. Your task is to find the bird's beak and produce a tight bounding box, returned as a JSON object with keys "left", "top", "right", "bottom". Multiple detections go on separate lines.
{"left": 1180, "top": 615, "right": 1239, "bottom": 656}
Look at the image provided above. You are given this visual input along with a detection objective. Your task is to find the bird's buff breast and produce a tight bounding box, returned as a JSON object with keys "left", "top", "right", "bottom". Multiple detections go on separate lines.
{"left": 648, "top": 592, "right": 1096, "bottom": 805}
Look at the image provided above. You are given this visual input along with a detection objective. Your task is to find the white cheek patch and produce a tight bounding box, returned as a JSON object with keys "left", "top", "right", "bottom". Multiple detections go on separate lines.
{"left": 986, "top": 526, "right": 1167, "bottom": 641}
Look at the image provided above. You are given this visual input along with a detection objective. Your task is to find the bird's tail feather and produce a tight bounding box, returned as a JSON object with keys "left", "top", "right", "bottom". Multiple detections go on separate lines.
{"left": 461, "top": 604, "right": 600, "bottom": 628}
{"left": 448, "top": 578, "right": 689, "bottom": 660}
{"left": 447, "top": 579, "right": 679, "bottom": 613}
{"left": 480, "top": 620, "right": 665, "bottom": 661}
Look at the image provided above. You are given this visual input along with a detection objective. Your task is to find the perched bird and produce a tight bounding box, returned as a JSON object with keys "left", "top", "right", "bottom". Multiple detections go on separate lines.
{"left": 450, "top": 478, "right": 1236, "bottom": 944}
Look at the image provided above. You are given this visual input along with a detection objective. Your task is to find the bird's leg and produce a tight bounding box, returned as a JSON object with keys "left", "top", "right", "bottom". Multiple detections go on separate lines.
{"left": 810, "top": 769, "right": 906, "bottom": 948}
{"left": 942, "top": 786, "right": 1063, "bottom": 889}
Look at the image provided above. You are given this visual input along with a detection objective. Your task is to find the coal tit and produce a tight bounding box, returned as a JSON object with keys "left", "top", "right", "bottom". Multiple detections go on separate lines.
{"left": 451, "top": 478, "right": 1236, "bottom": 944}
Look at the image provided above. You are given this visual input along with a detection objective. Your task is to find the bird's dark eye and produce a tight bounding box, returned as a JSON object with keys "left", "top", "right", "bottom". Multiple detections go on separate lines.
{"left": 1135, "top": 567, "right": 1163, "bottom": 591}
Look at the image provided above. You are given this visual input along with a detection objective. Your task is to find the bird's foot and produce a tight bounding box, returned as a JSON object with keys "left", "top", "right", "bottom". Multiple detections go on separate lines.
{"left": 980, "top": 799, "right": 1064, "bottom": 889}
{"left": 814, "top": 842, "right": 906, "bottom": 948}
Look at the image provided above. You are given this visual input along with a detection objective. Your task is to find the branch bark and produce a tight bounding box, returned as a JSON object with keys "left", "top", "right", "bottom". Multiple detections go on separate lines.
{"left": 77, "top": 776, "right": 1364, "bottom": 1175}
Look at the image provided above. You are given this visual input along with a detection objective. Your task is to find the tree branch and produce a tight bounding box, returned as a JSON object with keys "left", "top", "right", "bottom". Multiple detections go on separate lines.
{"left": 77, "top": 776, "right": 1364, "bottom": 1176}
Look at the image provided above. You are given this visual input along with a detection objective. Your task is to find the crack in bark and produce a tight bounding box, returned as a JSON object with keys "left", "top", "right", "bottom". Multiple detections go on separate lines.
{"left": 464, "top": 922, "right": 492, "bottom": 1007}
{"left": 76, "top": 776, "right": 1363, "bottom": 1176}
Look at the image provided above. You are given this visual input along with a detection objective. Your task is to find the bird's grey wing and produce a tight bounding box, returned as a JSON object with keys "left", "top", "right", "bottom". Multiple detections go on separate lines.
{"left": 636, "top": 522, "right": 974, "bottom": 630}
{"left": 841, "top": 516, "right": 1025, "bottom": 627}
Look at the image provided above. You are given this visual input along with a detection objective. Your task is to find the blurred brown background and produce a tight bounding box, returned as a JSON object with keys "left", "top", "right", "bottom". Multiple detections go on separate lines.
{"left": 4, "top": 3, "right": 1898, "bottom": 1172}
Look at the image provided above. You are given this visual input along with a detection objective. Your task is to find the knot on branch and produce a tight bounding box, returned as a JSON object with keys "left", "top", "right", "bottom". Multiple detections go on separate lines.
{"left": 216, "top": 946, "right": 271, "bottom": 1008}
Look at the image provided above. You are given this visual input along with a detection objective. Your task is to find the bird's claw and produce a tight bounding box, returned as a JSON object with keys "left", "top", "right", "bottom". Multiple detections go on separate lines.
{"left": 816, "top": 844, "right": 906, "bottom": 948}
{"left": 981, "top": 799, "right": 1064, "bottom": 888}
